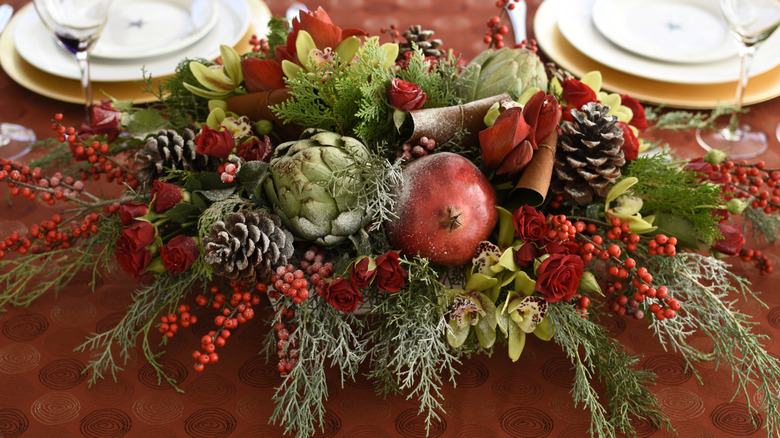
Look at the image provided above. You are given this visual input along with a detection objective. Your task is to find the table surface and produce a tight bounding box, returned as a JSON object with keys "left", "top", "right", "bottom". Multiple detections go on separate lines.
{"left": 1, "top": 1, "right": 780, "bottom": 437}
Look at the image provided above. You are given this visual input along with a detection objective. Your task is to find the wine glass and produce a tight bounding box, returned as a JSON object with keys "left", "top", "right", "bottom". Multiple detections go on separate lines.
{"left": 33, "top": 0, "right": 114, "bottom": 122}
{"left": 696, "top": 0, "right": 780, "bottom": 159}
{"left": 0, "top": 123, "right": 36, "bottom": 161}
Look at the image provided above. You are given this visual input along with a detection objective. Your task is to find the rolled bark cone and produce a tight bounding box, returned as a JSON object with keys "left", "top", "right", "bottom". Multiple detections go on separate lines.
{"left": 514, "top": 130, "right": 559, "bottom": 207}
{"left": 226, "top": 89, "right": 303, "bottom": 140}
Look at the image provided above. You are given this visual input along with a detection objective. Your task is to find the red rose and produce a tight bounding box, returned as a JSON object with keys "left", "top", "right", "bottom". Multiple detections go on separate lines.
{"left": 515, "top": 242, "right": 538, "bottom": 268}
{"left": 512, "top": 206, "right": 550, "bottom": 242}
{"left": 151, "top": 180, "right": 183, "bottom": 213}
{"left": 620, "top": 94, "right": 648, "bottom": 131}
{"left": 374, "top": 251, "right": 407, "bottom": 293}
{"left": 325, "top": 278, "right": 363, "bottom": 313}
{"left": 237, "top": 135, "right": 274, "bottom": 162}
{"left": 119, "top": 202, "right": 148, "bottom": 226}
{"left": 535, "top": 253, "right": 584, "bottom": 303}
{"left": 194, "top": 125, "right": 235, "bottom": 158}
{"left": 544, "top": 239, "right": 580, "bottom": 255}
{"left": 387, "top": 78, "right": 427, "bottom": 111}
{"left": 561, "top": 78, "right": 597, "bottom": 109}
{"left": 160, "top": 235, "right": 199, "bottom": 274}
{"left": 79, "top": 100, "right": 122, "bottom": 141}
{"left": 713, "top": 223, "right": 744, "bottom": 256}
{"left": 114, "top": 221, "right": 156, "bottom": 280}
{"left": 617, "top": 122, "right": 639, "bottom": 161}
{"left": 122, "top": 221, "right": 156, "bottom": 250}
{"left": 350, "top": 257, "right": 375, "bottom": 288}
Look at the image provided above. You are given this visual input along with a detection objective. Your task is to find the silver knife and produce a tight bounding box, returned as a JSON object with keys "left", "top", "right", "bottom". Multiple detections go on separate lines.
{"left": 506, "top": 0, "right": 527, "bottom": 45}
{"left": 0, "top": 4, "right": 12, "bottom": 35}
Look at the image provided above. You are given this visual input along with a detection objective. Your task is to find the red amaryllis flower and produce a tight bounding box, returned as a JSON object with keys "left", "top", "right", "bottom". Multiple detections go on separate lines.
{"left": 713, "top": 223, "right": 744, "bottom": 256}
{"left": 387, "top": 78, "right": 426, "bottom": 111}
{"left": 160, "top": 235, "right": 199, "bottom": 274}
{"left": 194, "top": 125, "right": 235, "bottom": 158}
{"left": 280, "top": 7, "right": 367, "bottom": 63}
{"left": 241, "top": 57, "right": 286, "bottom": 92}
{"left": 522, "top": 91, "right": 561, "bottom": 149}
{"left": 535, "top": 253, "right": 584, "bottom": 303}
{"left": 617, "top": 122, "right": 639, "bottom": 161}
{"left": 374, "top": 251, "right": 407, "bottom": 293}
{"left": 479, "top": 107, "right": 532, "bottom": 175}
{"left": 561, "top": 78, "right": 597, "bottom": 109}
{"left": 620, "top": 94, "right": 648, "bottom": 131}
{"left": 151, "top": 180, "right": 183, "bottom": 213}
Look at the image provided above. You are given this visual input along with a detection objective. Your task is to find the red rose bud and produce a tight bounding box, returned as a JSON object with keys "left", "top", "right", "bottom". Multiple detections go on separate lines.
{"left": 119, "top": 202, "right": 149, "bottom": 226}
{"left": 479, "top": 107, "right": 532, "bottom": 173}
{"left": 194, "top": 125, "right": 236, "bottom": 158}
{"left": 160, "top": 235, "right": 199, "bottom": 274}
{"left": 535, "top": 253, "right": 584, "bottom": 303}
{"left": 151, "top": 180, "right": 183, "bottom": 213}
{"left": 325, "top": 277, "right": 364, "bottom": 313}
{"left": 522, "top": 91, "right": 561, "bottom": 149}
{"left": 79, "top": 100, "right": 122, "bottom": 142}
{"left": 512, "top": 205, "right": 549, "bottom": 242}
{"left": 515, "top": 242, "right": 538, "bottom": 268}
{"left": 237, "top": 135, "right": 274, "bottom": 162}
{"left": 241, "top": 57, "right": 286, "bottom": 92}
{"left": 620, "top": 94, "right": 648, "bottom": 131}
{"left": 617, "top": 122, "right": 639, "bottom": 161}
{"left": 374, "top": 251, "right": 407, "bottom": 293}
{"left": 350, "top": 256, "right": 376, "bottom": 288}
{"left": 713, "top": 223, "right": 744, "bottom": 256}
{"left": 387, "top": 78, "right": 427, "bottom": 111}
{"left": 561, "top": 78, "right": 597, "bottom": 110}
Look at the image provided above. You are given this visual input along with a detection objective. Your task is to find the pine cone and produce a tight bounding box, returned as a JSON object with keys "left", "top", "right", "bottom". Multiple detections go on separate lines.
{"left": 398, "top": 25, "right": 444, "bottom": 60}
{"left": 551, "top": 102, "right": 626, "bottom": 206}
{"left": 203, "top": 210, "right": 294, "bottom": 283}
{"left": 135, "top": 129, "right": 219, "bottom": 184}
{"left": 545, "top": 62, "right": 574, "bottom": 83}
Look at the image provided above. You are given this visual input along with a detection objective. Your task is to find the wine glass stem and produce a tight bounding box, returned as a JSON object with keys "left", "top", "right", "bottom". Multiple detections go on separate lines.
{"left": 725, "top": 43, "right": 757, "bottom": 141}
{"left": 75, "top": 50, "right": 93, "bottom": 124}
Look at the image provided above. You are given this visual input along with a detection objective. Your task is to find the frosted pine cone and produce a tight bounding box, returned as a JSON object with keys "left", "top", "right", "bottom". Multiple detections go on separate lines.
{"left": 203, "top": 210, "right": 294, "bottom": 283}
{"left": 551, "top": 102, "right": 625, "bottom": 206}
{"left": 135, "top": 129, "right": 219, "bottom": 184}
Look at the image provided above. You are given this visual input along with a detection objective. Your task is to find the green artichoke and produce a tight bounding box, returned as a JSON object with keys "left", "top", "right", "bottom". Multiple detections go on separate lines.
{"left": 456, "top": 47, "right": 548, "bottom": 103}
{"left": 264, "top": 129, "right": 371, "bottom": 246}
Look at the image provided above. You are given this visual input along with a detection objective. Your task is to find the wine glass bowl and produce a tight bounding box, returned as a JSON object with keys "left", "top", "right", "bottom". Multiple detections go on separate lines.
{"left": 32, "top": 0, "right": 114, "bottom": 119}
{"left": 696, "top": 0, "right": 780, "bottom": 159}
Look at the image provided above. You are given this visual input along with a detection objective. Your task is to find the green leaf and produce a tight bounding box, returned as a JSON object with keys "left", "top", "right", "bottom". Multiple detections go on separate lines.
{"left": 578, "top": 271, "right": 603, "bottom": 296}
{"left": 653, "top": 211, "right": 701, "bottom": 248}
{"left": 126, "top": 109, "right": 169, "bottom": 140}
{"left": 163, "top": 202, "right": 201, "bottom": 224}
{"left": 237, "top": 160, "right": 269, "bottom": 198}
{"left": 497, "top": 206, "right": 515, "bottom": 249}
{"left": 197, "top": 187, "right": 237, "bottom": 202}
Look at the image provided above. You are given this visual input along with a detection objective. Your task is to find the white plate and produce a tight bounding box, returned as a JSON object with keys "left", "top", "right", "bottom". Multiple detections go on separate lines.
{"left": 555, "top": 0, "right": 780, "bottom": 84}
{"left": 13, "top": 0, "right": 254, "bottom": 82}
{"left": 591, "top": 0, "right": 737, "bottom": 64}
{"left": 92, "top": 0, "right": 218, "bottom": 60}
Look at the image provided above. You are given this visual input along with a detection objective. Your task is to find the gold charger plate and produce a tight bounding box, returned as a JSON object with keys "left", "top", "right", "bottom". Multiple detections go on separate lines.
{"left": 534, "top": 0, "right": 780, "bottom": 109}
{"left": 0, "top": 0, "right": 267, "bottom": 104}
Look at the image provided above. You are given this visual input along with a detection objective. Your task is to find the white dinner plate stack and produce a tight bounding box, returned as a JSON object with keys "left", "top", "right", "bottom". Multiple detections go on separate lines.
{"left": 0, "top": 0, "right": 270, "bottom": 103}
{"left": 534, "top": 0, "right": 780, "bottom": 108}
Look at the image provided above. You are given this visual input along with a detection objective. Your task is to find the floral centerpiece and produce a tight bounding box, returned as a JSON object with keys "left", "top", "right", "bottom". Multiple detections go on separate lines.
{"left": 2, "top": 3, "right": 780, "bottom": 437}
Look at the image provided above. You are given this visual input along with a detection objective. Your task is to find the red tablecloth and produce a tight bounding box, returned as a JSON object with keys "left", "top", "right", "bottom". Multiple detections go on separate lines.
{"left": 2, "top": 0, "right": 780, "bottom": 437}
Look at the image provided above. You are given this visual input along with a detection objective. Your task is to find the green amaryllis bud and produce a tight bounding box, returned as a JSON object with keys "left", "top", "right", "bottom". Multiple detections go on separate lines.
{"left": 456, "top": 47, "right": 548, "bottom": 103}
{"left": 264, "top": 129, "right": 371, "bottom": 246}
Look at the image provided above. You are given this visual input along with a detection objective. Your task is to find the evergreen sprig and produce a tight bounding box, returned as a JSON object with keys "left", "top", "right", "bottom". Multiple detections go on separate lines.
{"left": 271, "top": 300, "right": 367, "bottom": 437}
{"left": 365, "top": 257, "right": 459, "bottom": 435}
{"left": 744, "top": 205, "right": 780, "bottom": 243}
{"left": 548, "top": 303, "right": 670, "bottom": 437}
{"left": 645, "top": 104, "right": 737, "bottom": 131}
{"left": 623, "top": 154, "right": 724, "bottom": 244}
{"left": 649, "top": 252, "right": 780, "bottom": 437}
{"left": 144, "top": 59, "right": 212, "bottom": 129}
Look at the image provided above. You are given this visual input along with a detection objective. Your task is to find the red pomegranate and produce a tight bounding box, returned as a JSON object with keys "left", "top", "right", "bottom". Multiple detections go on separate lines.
{"left": 385, "top": 152, "right": 498, "bottom": 266}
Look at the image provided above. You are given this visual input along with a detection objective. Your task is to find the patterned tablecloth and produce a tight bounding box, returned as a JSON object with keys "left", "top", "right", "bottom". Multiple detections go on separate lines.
{"left": 2, "top": 0, "right": 780, "bottom": 437}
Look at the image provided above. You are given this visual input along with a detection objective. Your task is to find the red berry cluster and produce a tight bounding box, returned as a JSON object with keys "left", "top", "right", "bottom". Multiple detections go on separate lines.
{"left": 298, "top": 246, "right": 334, "bottom": 297}
{"left": 51, "top": 114, "right": 138, "bottom": 188}
{"left": 397, "top": 137, "right": 436, "bottom": 162}
{"left": 718, "top": 160, "right": 780, "bottom": 214}
{"left": 249, "top": 34, "right": 270, "bottom": 55}
{"left": 158, "top": 304, "right": 198, "bottom": 338}
{"left": 483, "top": 0, "right": 528, "bottom": 49}
{"left": 740, "top": 248, "right": 774, "bottom": 275}
{"left": 270, "top": 266, "right": 310, "bottom": 305}
{"left": 273, "top": 306, "right": 298, "bottom": 376}
{"left": 218, "top": 162, "right": 239, "bottom": 183}
{"left": 380, "top": 24, "right": 401, "bottom": 42}
{"left": 191, "top": 283, "right": 260, "bottom": 372}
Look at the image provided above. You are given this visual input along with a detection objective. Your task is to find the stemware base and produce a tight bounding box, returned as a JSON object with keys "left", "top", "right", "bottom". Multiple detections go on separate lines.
{"left": 0, "top": 123, "right": 36, "bottom": 161}
{"left": 696, "top": 119, "right": 768, "bottom": 160}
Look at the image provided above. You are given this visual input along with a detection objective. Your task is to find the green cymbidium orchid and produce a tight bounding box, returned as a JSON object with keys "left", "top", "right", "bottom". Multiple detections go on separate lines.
{"left": 281, "top": 30, "right": 362, "bottom": 79}
{"left": 605, "top": 177, "right": 657, "bottom": 234}
{"left": 184, "top": 45, "right": 245, "bottom": 99}
{"left": 497, "top": 285, "right": 554, "bottom": 362}
{"left": 445, "top": 272, "right": 499, "bottom": 349}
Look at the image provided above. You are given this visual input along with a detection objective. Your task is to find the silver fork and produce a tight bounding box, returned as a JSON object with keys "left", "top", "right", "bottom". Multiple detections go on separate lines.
{"left": 0, "top": 4, "right": 13, "bottom": 35}
{"left": 506, "top": 0, "right": 527, "bottom": 45}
